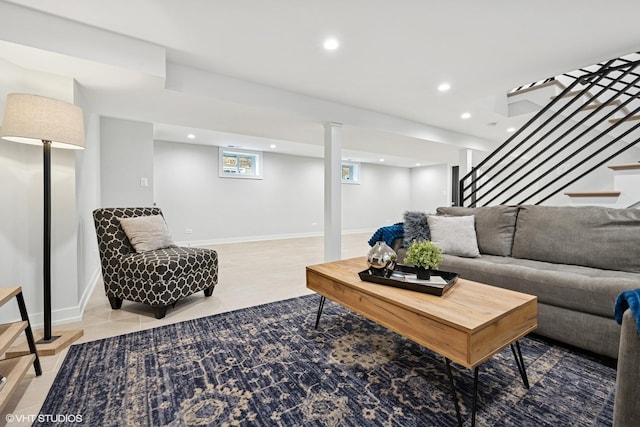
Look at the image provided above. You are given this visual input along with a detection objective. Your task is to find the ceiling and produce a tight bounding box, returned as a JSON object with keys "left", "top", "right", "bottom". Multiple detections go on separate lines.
{"left": 2, "top": 0, "right": 640, "bottom": 167}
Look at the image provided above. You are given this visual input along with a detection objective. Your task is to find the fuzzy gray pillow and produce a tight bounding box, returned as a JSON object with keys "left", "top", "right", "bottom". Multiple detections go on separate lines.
{"left": 403, "top": 211, "right": 430, "bottom": 247}
{"left": 118, "top": 215, "right": 175, "bottom": 253}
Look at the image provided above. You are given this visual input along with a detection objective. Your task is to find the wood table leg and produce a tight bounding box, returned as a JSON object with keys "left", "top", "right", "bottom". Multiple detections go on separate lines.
{"left": 16, "top": 292, "right": 42, "bottom": 376}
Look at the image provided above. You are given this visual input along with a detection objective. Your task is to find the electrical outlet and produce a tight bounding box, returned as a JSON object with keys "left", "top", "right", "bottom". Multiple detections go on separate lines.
{"left": 140, "top": 177, "right": 149, "bottom": 187}
{"left": 184, "top": 228, "right": 193, "bottom": 234}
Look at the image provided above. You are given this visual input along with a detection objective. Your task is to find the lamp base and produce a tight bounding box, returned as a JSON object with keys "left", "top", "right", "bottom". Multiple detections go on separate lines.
{"left": 7, "top": 329, "right": 83, "bottom": 357}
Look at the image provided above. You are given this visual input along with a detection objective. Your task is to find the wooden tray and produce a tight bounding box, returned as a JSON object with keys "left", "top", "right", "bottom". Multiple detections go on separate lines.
{"left": 358, "top": 264, "right": 458, "bottom": 296}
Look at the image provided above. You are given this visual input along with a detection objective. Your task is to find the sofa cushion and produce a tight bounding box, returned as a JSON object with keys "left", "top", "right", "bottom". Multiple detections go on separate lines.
{"left": 436, "top": 205, "right": 518, "bottom": 256}
{"left": 511, "top": 205, "right": 640, "bottom": 273}
{"left": 439, "top": 254, "right": 640, "bottom": 318}
{"left": 427, "top": 215, "right": 480, "bottom": 258}
{"left": 116, "top": 247, "right": 218, "bottom": 305}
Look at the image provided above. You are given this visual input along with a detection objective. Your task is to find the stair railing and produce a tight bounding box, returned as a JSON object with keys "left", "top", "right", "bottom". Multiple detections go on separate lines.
{"left": 459, "top": 57, "right": 640, "bottom": 207}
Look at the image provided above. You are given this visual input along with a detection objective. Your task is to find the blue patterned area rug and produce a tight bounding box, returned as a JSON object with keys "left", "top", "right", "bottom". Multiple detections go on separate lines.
{"left": 37, "top": 294, "right": 615, "bottom": 426}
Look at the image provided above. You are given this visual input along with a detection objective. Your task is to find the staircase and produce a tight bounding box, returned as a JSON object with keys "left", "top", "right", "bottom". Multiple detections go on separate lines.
{"left": 564, "top": 162, "right": 640, "bottom": 208}
{"left": 459, "top": 53, "right": 640, "bottom": 208}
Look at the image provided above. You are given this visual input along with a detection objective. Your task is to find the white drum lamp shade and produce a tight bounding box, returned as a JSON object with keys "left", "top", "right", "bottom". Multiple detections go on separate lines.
{"left": 1, "top": 93, "right": 85, "bottom": 148}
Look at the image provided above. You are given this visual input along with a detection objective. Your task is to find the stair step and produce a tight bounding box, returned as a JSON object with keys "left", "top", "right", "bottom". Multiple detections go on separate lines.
{"left": 564, "top": 191, "right": 621, "bottom": 198}
{"left": 609, "top": 115, "right": 640, "bottom": 124}
{"left": 579, "top": 99, "right": 622, "bottom": 111}
{"left": 608, "top": 163, "right": 640, "bottom": 171}
{"left": 549, "top": 91, "right": 623, "bottom": 113}
{"left": 553, "top": 89, "right": 584, "bottom": 99}
{"left": 507, "top": 80, "right": 564, "bottom": 97}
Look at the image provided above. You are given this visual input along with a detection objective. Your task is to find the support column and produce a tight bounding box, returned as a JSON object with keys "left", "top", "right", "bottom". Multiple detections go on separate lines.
{"left": 458, "top": 148, "right": 473, "bottom": 177}
{"left": 324, "top": 122, "right": 342, "bottom": 262}
{"left": 458, "top": 148, "right": 475, "bottom": 207}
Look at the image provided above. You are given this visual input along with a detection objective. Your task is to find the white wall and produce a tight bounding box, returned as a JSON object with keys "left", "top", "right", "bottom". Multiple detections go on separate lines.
{"left": 154, "top": 140, "right": 412, "bottom": 244}
{"left": 410, "top": 164, "right": 450, "bottom": 213}
{"left": 0, "top": 141, "right": 38, "bottom": 321}
{"left": 100, "top": 117, "right": 154, "bottom": 208}
{"left": 342, "top": 163, "right": 411, "bottom": 229}
{"left": 74, "top": 108, "right": 102, "bottom": 307}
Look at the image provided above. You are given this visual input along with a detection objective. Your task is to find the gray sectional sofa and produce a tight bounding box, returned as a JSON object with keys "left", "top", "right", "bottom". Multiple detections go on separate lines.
{"left": 614, "top": 309, "right": 640, "bottom": 427}
{"left": 395, "top": 204, "right": 640, "bottom": 360}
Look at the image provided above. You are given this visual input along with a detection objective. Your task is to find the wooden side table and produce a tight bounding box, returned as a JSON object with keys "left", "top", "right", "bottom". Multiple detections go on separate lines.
{"left": 0, "top": 287, "right": 42, "bottom": 412}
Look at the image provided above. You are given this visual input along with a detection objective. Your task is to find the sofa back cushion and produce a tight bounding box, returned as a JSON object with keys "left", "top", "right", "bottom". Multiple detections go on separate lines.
{"left": 436, "top": 205, "right": 518, "bottom": 256}
{"left": 511, "top": 205, "right": 640, "bottom": 273}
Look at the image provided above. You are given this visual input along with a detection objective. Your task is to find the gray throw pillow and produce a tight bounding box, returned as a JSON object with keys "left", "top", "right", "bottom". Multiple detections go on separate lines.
{"left": 436, "top": 205, "right": 518, "bottom": 256}
{"left": 427, "top": 215, "right": 480, "bottom": 258}
{"left": 118, "top": 215, "right": 175, "bottom": 253}
{"left": 403, "top": 211, "right": 430, "bottom": 247}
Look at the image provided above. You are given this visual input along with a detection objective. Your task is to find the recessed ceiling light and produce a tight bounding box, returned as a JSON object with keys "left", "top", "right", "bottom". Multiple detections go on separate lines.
{"left": 379, "top": 158, "right": 385, "bottom": 162}
{"left": 438, "top": 83, "right": 451, "bottom": 92}
{"left": 416, "top": 163, "right": 421, "bottom": 166}
{"left": 187, "top": 133, "right": 195, "bottom": 139}
{"left": 323, "top": 38, "right": 339, "bottom": 50}
{"left": 507, "top": 127, "right": 516, "bottom": 133}
{"left": 270, "top": 144, "right": 277, "bottom": 149}
{"left": 461, "top": 112, "right": 471, "bottom": 119}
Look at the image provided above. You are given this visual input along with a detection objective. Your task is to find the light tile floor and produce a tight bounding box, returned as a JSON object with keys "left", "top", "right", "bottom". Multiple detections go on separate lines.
{"left": 1, "top": 233, "right": 372, "bottom": 425}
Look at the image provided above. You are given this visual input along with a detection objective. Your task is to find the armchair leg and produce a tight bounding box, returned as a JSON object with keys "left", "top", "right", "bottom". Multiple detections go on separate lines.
{"left": 154, "top": 306, "right": 168, "bottom": 319}
{"left": 108, "top": 296, "right": 123, "bottom": 310}
{"left": 204, "top": 285, "right": 215, "bottom": 297}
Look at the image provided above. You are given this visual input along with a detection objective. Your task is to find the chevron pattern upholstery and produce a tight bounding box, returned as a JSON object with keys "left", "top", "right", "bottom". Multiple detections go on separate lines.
{"left": 93, "top": 207, "right": 218, "bottom": 318}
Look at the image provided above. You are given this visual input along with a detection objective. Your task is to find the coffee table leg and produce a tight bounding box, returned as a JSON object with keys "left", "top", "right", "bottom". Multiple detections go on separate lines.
{"left": 510, "top": 341, "right": 530, "bottom": 389}
{"left": 445, "top": 358, "right": 463, "bottom": 427}
{"left": 445, "top": 358, "right": 480, "bottom": 427}
{"left": 314, "top": 296, "right": 326, "bottom": 329}
{"left": 471, "top": 366, "right": 479, "bottom": 427}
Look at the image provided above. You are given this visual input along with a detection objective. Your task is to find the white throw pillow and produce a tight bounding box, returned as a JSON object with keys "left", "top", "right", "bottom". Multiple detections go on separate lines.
{"left": 427, "top": 215, "right": 480, "bottom": 258}
{"left": 118, "top": 215, "right": 175, "bottom": 252}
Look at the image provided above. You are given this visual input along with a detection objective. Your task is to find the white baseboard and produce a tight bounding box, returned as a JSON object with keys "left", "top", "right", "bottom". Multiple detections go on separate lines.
{"left": 28, "top": 266, "right": 101, "bottom": 329}
{"left": 174, "top": 228, "right": 376, "bottom": 247}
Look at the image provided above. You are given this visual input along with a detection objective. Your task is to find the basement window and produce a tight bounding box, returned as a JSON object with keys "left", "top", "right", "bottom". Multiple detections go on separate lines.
{"left": 341, "top": 161, "right": 360, "bottom": 184}
{"left": 219, "top": 148, "right": 263, "bottom": 179}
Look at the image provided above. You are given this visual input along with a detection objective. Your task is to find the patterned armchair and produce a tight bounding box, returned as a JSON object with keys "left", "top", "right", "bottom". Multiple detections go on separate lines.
{"left": 93, "top": 207, "right": 218, "bottom": 319}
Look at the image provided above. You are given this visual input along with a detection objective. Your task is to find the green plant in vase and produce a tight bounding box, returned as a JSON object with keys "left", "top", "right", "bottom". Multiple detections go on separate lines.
{"left": 403, "top": 240, "right": 442, "bottom": 280}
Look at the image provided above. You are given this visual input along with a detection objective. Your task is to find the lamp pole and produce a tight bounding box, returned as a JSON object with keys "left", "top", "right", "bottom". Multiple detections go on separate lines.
{"left": 41, "top": 140, "right": 54, "bottom": 343}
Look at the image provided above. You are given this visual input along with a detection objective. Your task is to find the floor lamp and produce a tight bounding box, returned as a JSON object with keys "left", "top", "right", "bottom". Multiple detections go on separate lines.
{"left": 1, "top": 93, "right": 85, "bottom": 356}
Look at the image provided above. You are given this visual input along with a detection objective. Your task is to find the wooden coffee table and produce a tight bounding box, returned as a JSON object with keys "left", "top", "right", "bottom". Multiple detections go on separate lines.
{"left": 306, "top": 257, "right": 537, "bottom": 427}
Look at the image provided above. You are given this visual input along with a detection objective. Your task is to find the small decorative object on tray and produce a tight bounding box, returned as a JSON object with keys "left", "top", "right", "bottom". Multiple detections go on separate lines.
{"left": 366, "top": 241, "right": 397, "bottom": 278}
{"left": 403, "top": 240, "right": 443, "bottom": 281}
{"left": 359, "top": 264, "right": 458, "bottom": 296}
